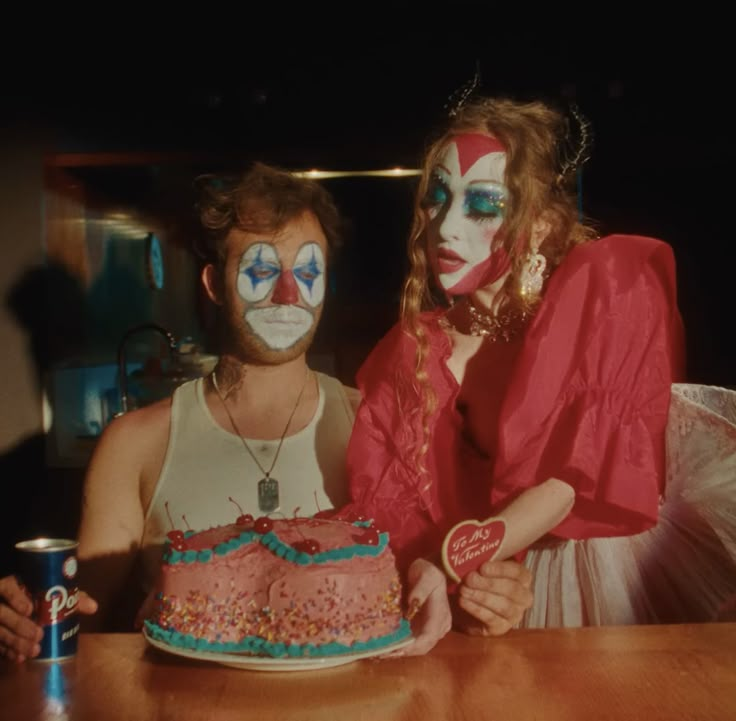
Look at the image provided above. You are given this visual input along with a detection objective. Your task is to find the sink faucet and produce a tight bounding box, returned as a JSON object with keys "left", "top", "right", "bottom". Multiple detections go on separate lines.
{"left": 116, "top": 323, "right": 178, "bottom": 415}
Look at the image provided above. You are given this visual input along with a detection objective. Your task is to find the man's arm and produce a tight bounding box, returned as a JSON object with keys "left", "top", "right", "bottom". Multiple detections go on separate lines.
{"left": 77, "top": 401, "right": 170, "bottom": 631}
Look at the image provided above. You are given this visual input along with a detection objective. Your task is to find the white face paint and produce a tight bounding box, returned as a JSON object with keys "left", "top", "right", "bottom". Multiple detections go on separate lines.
{"left": 235, "top": 240, "right": 326, "bottom": 350}
{"left": 244, "top": 305, "right": 315, "bottom": 350}
{"left": 424, "top": 136, "right": 509, "bottom": 294}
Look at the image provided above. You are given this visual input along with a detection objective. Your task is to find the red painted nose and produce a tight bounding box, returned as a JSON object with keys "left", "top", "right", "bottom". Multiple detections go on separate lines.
{"left": 271, "top": 269, "right": 299, "bottom": 305}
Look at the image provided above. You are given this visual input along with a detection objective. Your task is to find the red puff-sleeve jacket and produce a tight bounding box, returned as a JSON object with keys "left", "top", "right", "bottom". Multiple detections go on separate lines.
{"left": 339, "top": 236, "right": 685, "bottom": 571}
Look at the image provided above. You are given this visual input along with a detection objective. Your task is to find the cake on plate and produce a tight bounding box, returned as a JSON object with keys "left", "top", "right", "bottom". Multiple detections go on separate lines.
{"left": 144, "top": 515, "right": 412, "bottom": 658}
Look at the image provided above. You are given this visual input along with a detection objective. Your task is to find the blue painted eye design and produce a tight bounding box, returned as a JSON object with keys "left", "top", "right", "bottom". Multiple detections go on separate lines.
{"left": 242, "top": 247, "right": 280, "bottom": 287}
{"left": 464, "top": 188, "right": 505, "bottom": 220}
{"left": 293, "top": 252, "right": 322, "bottom": 293}
{"left": 422, "top": 173, "right": 450, "bottom": 208}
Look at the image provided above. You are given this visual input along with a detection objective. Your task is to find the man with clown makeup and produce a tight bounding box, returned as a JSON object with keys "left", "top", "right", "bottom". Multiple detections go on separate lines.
{"left": 75, "top": 162, "right": 360, "bottom": 637}
{"left": 0, "top": 162, "right": 535, "bottom": 661}
{"left": 341, "top": 96, "right": 736, "bottom": 645}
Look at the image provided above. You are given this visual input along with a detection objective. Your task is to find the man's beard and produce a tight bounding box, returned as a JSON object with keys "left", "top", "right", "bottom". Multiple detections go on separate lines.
{"left": 220, "top": 302, "right": 321, "bottom": 365}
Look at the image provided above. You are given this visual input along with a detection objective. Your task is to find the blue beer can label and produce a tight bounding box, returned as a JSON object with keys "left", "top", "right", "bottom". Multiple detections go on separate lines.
{"left": 15, "top": 538, "right": 80, "bottom": 661}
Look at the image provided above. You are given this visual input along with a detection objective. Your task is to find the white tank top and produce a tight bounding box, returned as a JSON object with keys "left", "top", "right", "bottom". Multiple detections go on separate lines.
{"left": 139, "top": 372, "right": 356, "bottom": 590}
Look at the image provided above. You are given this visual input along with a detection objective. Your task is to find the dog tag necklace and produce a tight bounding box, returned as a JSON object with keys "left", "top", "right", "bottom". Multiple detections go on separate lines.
{"left": 211, "top": 368, "right": 309, "bottom": 512}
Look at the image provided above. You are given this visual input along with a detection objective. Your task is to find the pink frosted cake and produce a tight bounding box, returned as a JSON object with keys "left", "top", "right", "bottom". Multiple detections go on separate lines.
{"left": 144, "top": 516, "right": 411, "bottom": 658}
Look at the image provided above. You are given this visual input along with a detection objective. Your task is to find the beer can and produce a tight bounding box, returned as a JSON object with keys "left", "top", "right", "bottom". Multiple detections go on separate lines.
{"left": 14, "top": 538, "right": 80, "bottom": 661}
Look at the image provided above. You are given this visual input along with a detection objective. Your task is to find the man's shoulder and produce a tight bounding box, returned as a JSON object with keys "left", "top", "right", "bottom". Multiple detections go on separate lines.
{"left": 313, "top": 371, "right": 362, "bottom": 413}
{"left": 98, "top": 396, "right": 173, "bottom": 448}
{"left": 342, "top": 384, "right": 361, "bottom": 414}
{"left": 83, "top": 395, "right": 175, "bottom": 506}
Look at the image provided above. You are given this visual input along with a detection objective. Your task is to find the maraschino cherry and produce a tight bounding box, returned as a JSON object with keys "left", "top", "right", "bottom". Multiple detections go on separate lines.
{"left": 229, "top": 497, "right": 254, "bottom": 527}
{"left": 294, "top": 539, "right": 321, "bottom": 554}
{"left": 254, "top": 516, "right": 274, "bottom": 534}
{"left": 165, "top": 501, "right": 188, "bottom": 551}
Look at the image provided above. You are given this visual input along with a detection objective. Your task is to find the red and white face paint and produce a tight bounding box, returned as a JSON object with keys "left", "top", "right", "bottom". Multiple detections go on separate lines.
{"left": 236, "top": 240, "right": 326, "bottom": 351}
{"left": 423, "top": 134, "right": 509, "bottom": 295}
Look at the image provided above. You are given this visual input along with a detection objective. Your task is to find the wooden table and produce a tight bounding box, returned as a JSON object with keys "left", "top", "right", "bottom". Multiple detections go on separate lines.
{"left": 2, "top": 624, "right": 735, "bottom": 720}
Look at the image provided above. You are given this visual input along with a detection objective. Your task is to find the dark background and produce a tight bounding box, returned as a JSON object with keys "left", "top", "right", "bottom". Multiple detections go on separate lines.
{"left": 3, "top": 13, "right": 734, "bottom": 385}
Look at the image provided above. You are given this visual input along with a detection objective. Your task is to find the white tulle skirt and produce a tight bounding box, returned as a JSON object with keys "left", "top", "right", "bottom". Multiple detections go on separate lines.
{"left": 521, "top": 383, "right": 736, "bottom": 627}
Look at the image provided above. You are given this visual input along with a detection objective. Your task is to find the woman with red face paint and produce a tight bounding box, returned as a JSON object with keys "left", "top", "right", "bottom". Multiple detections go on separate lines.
{"left": 341, "top": 97, "right": 736, "bottom": 641}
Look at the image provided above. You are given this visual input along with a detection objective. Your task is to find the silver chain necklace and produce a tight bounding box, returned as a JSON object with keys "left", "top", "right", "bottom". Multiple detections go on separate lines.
{"left": 211, "top": 368, "right": 310, "bottom": 513}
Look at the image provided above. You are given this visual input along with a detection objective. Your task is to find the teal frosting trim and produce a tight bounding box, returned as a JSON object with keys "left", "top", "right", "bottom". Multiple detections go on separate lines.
{"left": 163, "top": 524, "right": 389, "bottom": 567}
{"left": 144, "top": 618, "right": 411, "bottom": 659}
{"left": 165, "top": 549, "right": 183, "bottom": 563}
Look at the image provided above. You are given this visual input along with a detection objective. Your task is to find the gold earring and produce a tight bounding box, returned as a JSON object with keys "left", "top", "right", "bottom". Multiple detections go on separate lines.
{"left": 519, "top": 252, "right": 547, "bottom": 300}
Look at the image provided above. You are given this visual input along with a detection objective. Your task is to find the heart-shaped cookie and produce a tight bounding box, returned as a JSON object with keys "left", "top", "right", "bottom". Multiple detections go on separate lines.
{"left": 441, "top": 517, "right": 506, "bottom": 582}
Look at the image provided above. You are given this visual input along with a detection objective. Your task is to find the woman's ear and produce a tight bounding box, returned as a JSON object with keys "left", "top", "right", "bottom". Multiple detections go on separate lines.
{"left": 201, "top": 263, "right": 223, "bottom": 305}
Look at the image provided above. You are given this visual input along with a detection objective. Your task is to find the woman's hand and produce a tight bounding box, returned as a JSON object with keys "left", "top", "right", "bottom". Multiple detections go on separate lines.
{"left": 457, "top": 559, "right": 533, "bottom": 635}
{"left": 386, "top": 558, "right": 452, "bottom": 657}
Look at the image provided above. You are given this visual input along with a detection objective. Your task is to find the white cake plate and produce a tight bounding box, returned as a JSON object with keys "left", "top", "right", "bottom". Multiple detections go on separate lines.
{"left": 143, "top": 628, "right": 414, "bottom": 672}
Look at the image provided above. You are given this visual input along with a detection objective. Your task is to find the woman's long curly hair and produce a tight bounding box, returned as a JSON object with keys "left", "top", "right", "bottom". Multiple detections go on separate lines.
{"left": 399, "top": 97, "right": 598, "bottom": 475}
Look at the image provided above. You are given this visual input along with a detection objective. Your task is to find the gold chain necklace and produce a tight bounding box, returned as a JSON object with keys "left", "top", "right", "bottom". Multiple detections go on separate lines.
{"left": 465, "top": 298, "right": 530, "bottom": 342}
{"left": 211, "top": 367, "right": 310, "bottom": 513}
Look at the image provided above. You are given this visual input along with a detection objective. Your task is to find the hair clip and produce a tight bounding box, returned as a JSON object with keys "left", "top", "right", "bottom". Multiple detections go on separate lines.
{"left": 444, "top": 59, "right": 482, "bottom": 118}
{"left": 556, "top": 103, "right": 593, "bottom": 185}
